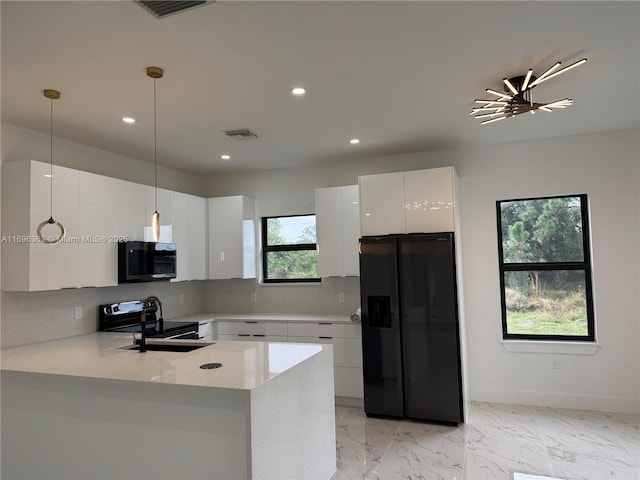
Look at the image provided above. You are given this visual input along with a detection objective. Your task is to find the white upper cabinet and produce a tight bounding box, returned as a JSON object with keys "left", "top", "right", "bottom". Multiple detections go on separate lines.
{"left": 359, "top": 167, "right": 457, "bottom": 236}
{"left": 315, "top": 185, "right": 360, "bottom": 277}
{"left": 170, "top": 191, "right": 190, "bottom": 282}
{"left": 2, "top": 160, "right": 79, "bottom": 291}
{"left": 404, "top": 167, "right": 455, "bottom": 233}
{"left": 188, "top": 194, "right": 207, "bottom": 280}
{"left": 359, "top": 172, "right": 405, "bottom": 236}
{"left": 117, "top": 180, "right": 146, "bottom": 242}
{"left": 78, "top": 171, "right": 118, "bottom": 287}
{"left": 208, "top": 195, "right": 256, "bottom": 280}
{"left": 170, "top": 191, "right": 207, "bottom": 281}
{"left": 340, "top": 185, "right": 361, "bottom": 276}
{"left": 2, "top": 159, "right": 210, "bottom": 291}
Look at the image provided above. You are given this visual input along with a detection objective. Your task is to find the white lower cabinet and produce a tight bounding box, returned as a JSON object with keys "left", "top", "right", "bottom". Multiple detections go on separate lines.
{"left": 287, "top": 322, "right": 362, "bottom": 398}
{"left": 215, "top": 319, "right": 363, "bottom": 399}
{"left": 217, "top": 321, "right": 288, "bottom": 336}
{"left": 218, "top": 334, "right": 289, "bottom": 342}
{"left": 334, "top": 367, "right": 364, "bottom": 398}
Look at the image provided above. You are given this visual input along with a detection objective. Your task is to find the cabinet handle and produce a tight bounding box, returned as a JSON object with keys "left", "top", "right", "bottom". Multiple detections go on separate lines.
{"left": 245, "top": 321, "right": 258, "bottom": 324}
{"left": 253, "top": 334, "right": 265, "bottom": 337}
{"left": 319, "top": 322, "right": 333, "bottom": 325}
{"left": 238, "top": 334, "right": 250, "bottom": 337}
{"left": 319, "top": 336, "right": 333, "bottom": 339}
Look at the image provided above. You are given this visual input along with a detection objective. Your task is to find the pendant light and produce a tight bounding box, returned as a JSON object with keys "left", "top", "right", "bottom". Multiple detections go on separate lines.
{"left": 36, "top": 89, "right": 66, "bottom": 245}
{"left": 147, "top": 66, "right": 163, "bottom": 242}
{"left": 470, "top": 58, "right": 587, "bottom": 124}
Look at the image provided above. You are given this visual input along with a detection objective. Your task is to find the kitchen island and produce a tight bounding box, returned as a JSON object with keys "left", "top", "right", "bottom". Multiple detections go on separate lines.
{"left": 1, "top": 334, "right": 336, "bottom": 480}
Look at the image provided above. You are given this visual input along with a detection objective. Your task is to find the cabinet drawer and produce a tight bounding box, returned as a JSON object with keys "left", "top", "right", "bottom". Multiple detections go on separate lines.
{"left": 217, "top": 321, "right": 287, "bottom": 336}
{"left": 288, "top": 336, "right": 362, "bottom": 368}
{"left": 287, "top": 322, "right": 361, "bottom": 339}
{"left": 334, "top": 366, "right": 363, "bottom": 398}
{"left": 217, "top": 334, "right": 288, "bottom": 342}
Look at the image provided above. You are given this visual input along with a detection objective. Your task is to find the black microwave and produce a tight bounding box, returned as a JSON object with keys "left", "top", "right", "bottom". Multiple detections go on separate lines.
{"left": 118, "top": 241, "right": 177, "bottom": 283}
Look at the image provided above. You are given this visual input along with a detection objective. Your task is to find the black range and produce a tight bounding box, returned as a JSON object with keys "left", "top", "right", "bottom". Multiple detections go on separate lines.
{"left": 98, "top": 299, "right": 200, "bottom": 340}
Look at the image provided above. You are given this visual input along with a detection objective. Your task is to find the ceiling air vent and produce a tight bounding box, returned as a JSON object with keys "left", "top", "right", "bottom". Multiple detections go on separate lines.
{"left": 223, "top": 129, "right": 259, "bottom": 140}
{"left": 136, "top": 1, "right": 209, "bottom": 19}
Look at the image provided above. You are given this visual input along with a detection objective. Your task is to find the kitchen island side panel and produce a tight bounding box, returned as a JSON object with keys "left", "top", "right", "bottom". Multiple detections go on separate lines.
{"left": 249, "top": 346, "right": 336, "bottom": 480}
{"left": 1, "top": 371, "right": 251, "bottom": 480}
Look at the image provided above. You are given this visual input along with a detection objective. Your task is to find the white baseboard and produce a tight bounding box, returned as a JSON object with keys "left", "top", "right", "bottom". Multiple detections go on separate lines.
{"left": 471, "top": 387, "right": 640, "bottom": 414}
{"left": 335, "top": 396, "right": 364, "bottom": 408}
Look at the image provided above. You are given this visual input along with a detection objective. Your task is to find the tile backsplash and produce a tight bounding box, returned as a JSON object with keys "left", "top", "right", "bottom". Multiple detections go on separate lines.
{"left": 1, "top": 281, "right": 203, "bottom": 349}
{"left": 1, "top": 277, "right": 361, "bottom": 349}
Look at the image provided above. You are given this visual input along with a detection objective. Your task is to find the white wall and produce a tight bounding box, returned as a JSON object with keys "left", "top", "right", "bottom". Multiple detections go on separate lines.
{"left": 456, "top": 130, "right": 639, "bottom": 414}
{"left": 203, "top": 128, "right": 640, "bottom": 414}
{"left": 1, "top": 122, "right": 207, "bottom": 195}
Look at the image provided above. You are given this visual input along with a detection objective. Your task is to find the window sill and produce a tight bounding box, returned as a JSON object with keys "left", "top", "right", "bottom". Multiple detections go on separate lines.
{"left": 501, "top": 340, "right": 600, "bottom": 355}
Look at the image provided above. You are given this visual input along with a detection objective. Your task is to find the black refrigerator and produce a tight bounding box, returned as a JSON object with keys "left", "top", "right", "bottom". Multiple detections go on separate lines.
{"left": 359, "top": 232, "right": 464, "bottom": 424}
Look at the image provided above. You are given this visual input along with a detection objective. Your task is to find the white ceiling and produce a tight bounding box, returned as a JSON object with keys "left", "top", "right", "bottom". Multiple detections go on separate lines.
{"left": 2, "top": 1, "right": 639, "bottom": 175}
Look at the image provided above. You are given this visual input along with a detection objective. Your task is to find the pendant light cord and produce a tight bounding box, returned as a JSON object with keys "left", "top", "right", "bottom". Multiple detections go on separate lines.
{"left": 49, "top": 97, "right": 53, "bottom": 219}
{"left": 153, "top": 77, "right": 158, "bottom": 211}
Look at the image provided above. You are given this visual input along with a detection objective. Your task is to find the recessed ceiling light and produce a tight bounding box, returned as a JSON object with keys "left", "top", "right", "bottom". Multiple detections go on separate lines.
{"left": 221, "top": 154, "right": 231, "bottom": 160}
{"left": 291, "top": 87, "right": 306, "bottom": 95}
{"left": 122, "top": 117, "right": 136, "bottom": 124}
{"left": 350, "top": 138, "right": 360, "bottom": 144}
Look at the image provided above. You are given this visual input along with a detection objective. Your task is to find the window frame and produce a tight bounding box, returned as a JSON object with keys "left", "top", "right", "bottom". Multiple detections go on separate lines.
{"left": 261, "top": 214, "right": 320, "bottom": 284}
{"left": 496, "top": 194, "right": 595, "bottom": 341}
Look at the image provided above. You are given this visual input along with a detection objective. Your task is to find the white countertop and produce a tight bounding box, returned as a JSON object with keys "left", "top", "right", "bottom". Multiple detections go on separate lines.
{"left": 0, "top": 333, "right": 326, "bottom": 391}
{"left": 199, "top": 313, "right": 355, "bottom": 324}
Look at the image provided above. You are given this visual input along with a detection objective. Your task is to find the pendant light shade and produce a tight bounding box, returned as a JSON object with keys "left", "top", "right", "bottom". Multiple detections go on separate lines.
{"left": 36, "top": 88, "right": 66, "bottom": 245}
{"left": 147, "top": 66, "right": 163, "bottom": 242}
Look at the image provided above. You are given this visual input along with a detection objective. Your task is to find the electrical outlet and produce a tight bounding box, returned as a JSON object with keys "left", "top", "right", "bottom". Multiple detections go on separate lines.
{"left": 338, "top": 292, "right": 345, "bottom": 303}
{"left": 551, "top": 356, "right": 560, "bottom": 369}
{"left": 179, "top": 294, "right": 184, "bottom": 305}
{"left": 74, "top": 306, "right": 83, "bottom": 321}
{"left": 251, "top": 293, "right": 257, "bottom": 303}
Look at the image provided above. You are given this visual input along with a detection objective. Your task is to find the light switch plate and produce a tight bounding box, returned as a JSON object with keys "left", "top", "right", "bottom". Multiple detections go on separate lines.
{"left": 74, "top": 306, "right": 83, "bottom": 321}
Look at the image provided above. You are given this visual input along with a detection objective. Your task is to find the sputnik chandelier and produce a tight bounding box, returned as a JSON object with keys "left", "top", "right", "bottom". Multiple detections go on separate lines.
{"left": 471, "top": 58, "right": 587, "bottom": 125}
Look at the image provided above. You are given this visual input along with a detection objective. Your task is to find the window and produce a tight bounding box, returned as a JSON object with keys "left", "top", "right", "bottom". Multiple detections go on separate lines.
{"left": 261, "top": 214, "right": 319, "bottom": 283}
{"left": 496, "top": 195, "right": 595, "bottom": 341}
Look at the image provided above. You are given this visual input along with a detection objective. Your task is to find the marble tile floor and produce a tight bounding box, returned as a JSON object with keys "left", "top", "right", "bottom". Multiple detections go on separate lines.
{"left": 332, "top": 402, "right": 639, "bottom": 480}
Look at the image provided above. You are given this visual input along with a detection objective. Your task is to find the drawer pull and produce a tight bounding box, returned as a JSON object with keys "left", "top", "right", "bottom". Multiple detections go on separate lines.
{"left": 318, "top": 322, "right": 333, "bottom": 325}
{"left": 238, "top": 334, "right": 250, "bottom": 337}
{"left": 253, "top": 334, "right": 266, "bottom": 337}
{"left": 319, "top": 336, "right": 333, "bottom": 339}
{"left": 245, "top": 321, "right": 258, "bottom": 324}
